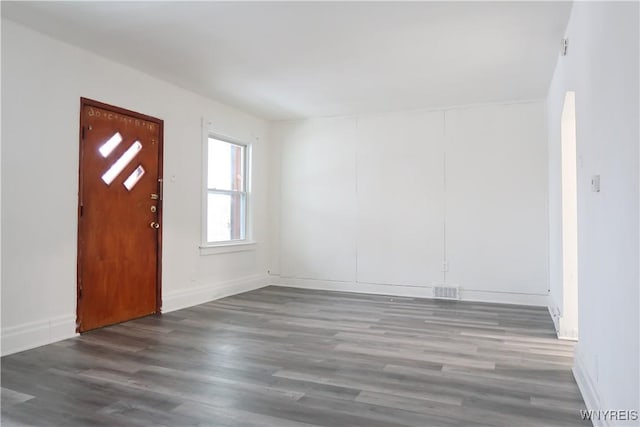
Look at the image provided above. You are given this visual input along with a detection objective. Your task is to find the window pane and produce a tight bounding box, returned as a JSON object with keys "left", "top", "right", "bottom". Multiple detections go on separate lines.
{"left": 123, "top": 165, "right": 145, "bottom": 191}
{"left": 208, "top": 137, "right": 245, "bottom": 191}
{"left": 101, "top": 141, "right": 142, "bottom": 185}
{"left": 207, "top": 192, "right": 246, "bottom": 242}
{"left": 99, "top": 132, "right": 123, "bottom": 157}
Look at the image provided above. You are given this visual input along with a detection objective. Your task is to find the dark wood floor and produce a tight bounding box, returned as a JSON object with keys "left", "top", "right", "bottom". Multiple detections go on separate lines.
{"left": 1, "top": 286, "right": 588, "bottom": 426}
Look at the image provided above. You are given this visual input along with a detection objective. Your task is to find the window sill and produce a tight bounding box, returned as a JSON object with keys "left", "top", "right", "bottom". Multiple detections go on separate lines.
{"left": 199, "top": 241, "right": 257, "bottom": 256}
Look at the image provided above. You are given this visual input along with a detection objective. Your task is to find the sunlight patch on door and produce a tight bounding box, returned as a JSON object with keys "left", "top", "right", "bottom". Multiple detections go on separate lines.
{"left": 124, "top": 165, "right": 145, "bottom": 191}
{"left": 101, "top": 141, "right": 142, "bottom": 185}
{"left": 99, "top": 132, "right": 123, "bottom": 157}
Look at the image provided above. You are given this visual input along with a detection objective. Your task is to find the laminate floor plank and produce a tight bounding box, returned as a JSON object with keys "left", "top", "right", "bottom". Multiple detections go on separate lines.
{"left": 1, "top": 286, "right": 588, "bottom": 426}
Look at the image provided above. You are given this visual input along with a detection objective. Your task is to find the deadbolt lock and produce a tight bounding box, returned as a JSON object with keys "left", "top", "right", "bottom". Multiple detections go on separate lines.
{"left": 150, "top": 222, "right": 160, "bottom": 229}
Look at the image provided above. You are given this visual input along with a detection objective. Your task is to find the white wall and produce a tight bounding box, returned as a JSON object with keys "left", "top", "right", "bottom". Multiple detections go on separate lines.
{"left": 279, "top": 118, "right": 358, "bottom": 282}
{"left": 1, "top": 20, "right": 271, "bottom": 356}
{"left": 546, "top": 1, "right": 639, "bottom": 422}
{"left": 357, "top": 111, "right": 444, "bottom": 287}
{"left": 445, "top": 105, "right": 549, "bottom": 297}
{"left": 272, "top": 101, "right": 549, "bottom": 305}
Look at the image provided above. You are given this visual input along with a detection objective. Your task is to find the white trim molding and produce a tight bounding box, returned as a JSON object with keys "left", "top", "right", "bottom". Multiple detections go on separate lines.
{"left": 573, "top": 345, "right": 608, "bottom": 427}
{"left": 200, "top": 117, "right": 255, "bottom": 248}
{"left": 271, "top": 276, "right": 549, "bottom": 307}
{"left": 162, "top": 273, "right": 269, "bottom": 313}
{"left": 0, "top": 275, "right": 269, "bottom": 356}
{"left": 199, "top": 241, "right": 257, "bottom": 256}
{"left": 1, "top": 314, "right": 77, "bottom": 357}
{"left": 548, "top": 304, "right": 579, "bottom": 341}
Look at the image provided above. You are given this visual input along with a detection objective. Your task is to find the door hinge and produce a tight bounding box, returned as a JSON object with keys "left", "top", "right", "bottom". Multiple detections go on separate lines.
{"left": 79, "top": 286, "right": 83, "bottom": 298}
{"left": 79, "top": 205, "right": 84, "bottom": 217}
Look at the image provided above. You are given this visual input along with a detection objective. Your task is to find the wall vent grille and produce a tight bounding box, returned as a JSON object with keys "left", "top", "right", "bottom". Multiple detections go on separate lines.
{"left": 433, "top": 285, "right": 460, "bottom": 300}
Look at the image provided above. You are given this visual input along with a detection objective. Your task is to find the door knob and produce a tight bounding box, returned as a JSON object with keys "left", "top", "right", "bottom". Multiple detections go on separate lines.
{"left": 150, "top": 222, "right": 160, "bottom": 229}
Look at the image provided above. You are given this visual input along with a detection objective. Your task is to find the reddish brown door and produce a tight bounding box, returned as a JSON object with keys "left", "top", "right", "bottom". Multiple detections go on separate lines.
{"left": 77, "top": 98, "right": 163, "bottom": 332}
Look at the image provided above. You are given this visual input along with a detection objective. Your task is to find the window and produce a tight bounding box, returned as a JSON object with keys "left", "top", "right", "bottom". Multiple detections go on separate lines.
{"left": 206, "top": 136, "right": 248, "bottom": 243}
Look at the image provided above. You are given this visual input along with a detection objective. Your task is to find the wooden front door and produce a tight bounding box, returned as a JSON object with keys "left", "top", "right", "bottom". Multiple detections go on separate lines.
{"left": 77, "top": 98, "right": 163, "bottom": 332}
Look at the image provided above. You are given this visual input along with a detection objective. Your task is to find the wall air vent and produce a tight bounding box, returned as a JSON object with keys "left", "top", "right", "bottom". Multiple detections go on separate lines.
{"left": 433, "top": 285, "right": 460, "bottom": 300}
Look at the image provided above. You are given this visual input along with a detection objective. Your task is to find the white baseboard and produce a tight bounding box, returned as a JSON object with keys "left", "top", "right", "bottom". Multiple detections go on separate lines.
{"left": 271, "top": 277, "right": 548, "bottom": 306}
{"left": 1, "top": 274, "right": 269, "bottom": 357}
{"left": 549, "top": 304, "right": 561, "bottom": 331}
{"left": 1, "top": 314, "right": 77, "bottom": 357}
{"left": 548, "top": 305, "right": 579, "bottom": 341}
{"left": 573, "top": 345, "right": 607, "bottom": 427}
{"left": 162, "top": 273, "right": 269, "bottom": 313}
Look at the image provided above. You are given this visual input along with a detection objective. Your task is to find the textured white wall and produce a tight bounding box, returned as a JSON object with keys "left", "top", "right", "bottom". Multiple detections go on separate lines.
{"left": 1, "top": 20, "right": 271, "bottom": 355}
{"left": 546, "top": 1, "right": 639, "bottom": 419}
{"left": 273, "top": 101, "right": 549, "bottom": 305}
{"left": 356, "top": 111, "right": 445, "bottom": 287}
{"left": 279, "top": 118, "right": 358, "bottom": 282}
{"left": 444, "top": 104, "right": 548, "bottom": 296}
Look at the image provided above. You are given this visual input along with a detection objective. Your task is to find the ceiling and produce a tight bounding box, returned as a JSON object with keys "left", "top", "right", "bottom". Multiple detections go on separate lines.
{"left": 2, "top": 1, "right": 572, "bottom": 120}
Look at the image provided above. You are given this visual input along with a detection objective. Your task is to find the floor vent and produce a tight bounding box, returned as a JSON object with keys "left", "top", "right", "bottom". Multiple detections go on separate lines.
{"left": 433, "top": 285, "right": 460, "bottom": 300}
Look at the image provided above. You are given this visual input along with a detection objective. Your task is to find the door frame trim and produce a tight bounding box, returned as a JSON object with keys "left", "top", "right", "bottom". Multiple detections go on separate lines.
{"left": 76, "top": 97, "right": 164, "bottom": 332}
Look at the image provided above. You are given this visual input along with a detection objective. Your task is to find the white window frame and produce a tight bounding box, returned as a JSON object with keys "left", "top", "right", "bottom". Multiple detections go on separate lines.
{"left": 200, "top": 119, "right": 255, "bottom": 255}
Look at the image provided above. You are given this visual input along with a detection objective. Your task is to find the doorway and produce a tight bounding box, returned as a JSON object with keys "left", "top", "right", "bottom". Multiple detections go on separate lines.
{"left": 560, "top": 90, "right": 579, "bottom": 340}
{"left": 77, "top": 98, "right": 163, "bottom": 332}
